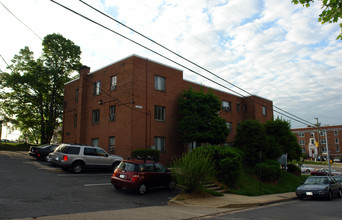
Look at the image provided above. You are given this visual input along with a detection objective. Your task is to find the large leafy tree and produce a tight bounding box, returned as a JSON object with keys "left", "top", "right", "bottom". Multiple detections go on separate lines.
{"left": 0, "top": 33, "right": 82, "bottom": 144}
{"left": 292, "top": 0, "right": 342, "bottom": 40}
{"left": 264, "top": 118, "right": 301, "bottom": 161}
{"left": 178, "top": 87, "right": 229, "bottom": 146}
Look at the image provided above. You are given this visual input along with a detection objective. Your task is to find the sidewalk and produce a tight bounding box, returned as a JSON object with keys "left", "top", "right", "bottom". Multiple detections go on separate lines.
{"left": 15, "top": 192, "right": 297, "bottom": 220}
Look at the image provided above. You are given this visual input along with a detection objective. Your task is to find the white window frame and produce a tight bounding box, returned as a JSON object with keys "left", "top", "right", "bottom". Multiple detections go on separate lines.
{"left": 299, "top": 139, "right": 305, "bottom": 145}
{"left": 109, "top": 105, "right": 116, "bottom": 121}
{"left": 262, "top": 106, "right": 267, "bottom": 116}
{"left": 92, "top": 109, "right": 100, "bottom": 124}
{"left": 154, "top": 75, "right": 165, "bottom": 91}
{"left": 110, "top": 75, "right": 117, "bottom": 91}
{"left": 154, "top": 105, "right": 165, "bottom": 121}
{"left": 108, "top": 136, "right": 115, "bottom": 153}
{"left": 299, "top": 132, "right": 304, "bottom": 137}
{"left": 153, "top": 136, "right": 165, "bottom": 151}
{"left": 91, "top": 138, "right": 99, "bottom": 147}
{"left": 336, "top": 138, "right": 339, "bottom": 144}
{"left": 222, "top": 101, "right": 231, "bottom": 112}
{"left": 93, "top": 81, "right": 101, "bottom": 95}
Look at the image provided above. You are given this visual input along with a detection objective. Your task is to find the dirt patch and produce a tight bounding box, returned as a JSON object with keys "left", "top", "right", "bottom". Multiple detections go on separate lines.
{"left": 175, "top": 191, "right": 214, "bottom": 201}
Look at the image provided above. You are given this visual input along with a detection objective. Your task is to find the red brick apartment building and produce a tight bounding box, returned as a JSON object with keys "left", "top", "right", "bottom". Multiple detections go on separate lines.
{"left": 62, "top": 55, "right": 273, "bottom": 163}
{"left": 292, "top": 125, "right": 342, "bottom": 161}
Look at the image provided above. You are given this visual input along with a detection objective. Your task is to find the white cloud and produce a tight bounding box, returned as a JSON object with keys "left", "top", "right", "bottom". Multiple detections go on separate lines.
{"left": 0, "top": 0, "right": 341, "bottom": 128}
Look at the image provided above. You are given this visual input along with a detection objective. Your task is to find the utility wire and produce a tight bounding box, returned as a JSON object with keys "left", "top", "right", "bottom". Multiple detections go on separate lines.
{"left": 78, "top": 0, "right": 315, "bottom": 126}
{"left": 0, "top": 54, "right": 10, "bottom": 70}
{"left": 51, "top": 0, "right": 313, "bottom": 126}
{"left": 0, "top": 2, "right": 42, "bottom": 41}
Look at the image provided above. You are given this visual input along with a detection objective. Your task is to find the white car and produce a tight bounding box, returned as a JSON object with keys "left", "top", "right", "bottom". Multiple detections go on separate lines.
{"left": 301, "top": 165, "right": 315, "bottom": 173}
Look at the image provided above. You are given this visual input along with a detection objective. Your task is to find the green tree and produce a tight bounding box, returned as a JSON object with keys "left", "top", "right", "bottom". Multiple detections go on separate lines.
{"left": 0, "top": 33, "right": 82, "bottom": 144}
{"left": 264, "top": 118, "right": 301, "bottom": 161}
{"left": 233, "top": 120, "right": 268, "bottom": 166}
{"left": 178, "top": 87, "right": 229, "bottom": 146}
{"left": 292, "top": 0, "right": 342, "bottom": 40}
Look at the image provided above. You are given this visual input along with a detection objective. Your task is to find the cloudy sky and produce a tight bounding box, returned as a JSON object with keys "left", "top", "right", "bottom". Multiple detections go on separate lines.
{"left": 1, "top": 0, "right": 341, "bottom": 129}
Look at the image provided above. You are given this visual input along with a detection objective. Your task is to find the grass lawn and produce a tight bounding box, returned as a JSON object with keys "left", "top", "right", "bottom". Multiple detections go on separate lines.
{"left": 226, "top": 169, "right": 308, "bottom": 196}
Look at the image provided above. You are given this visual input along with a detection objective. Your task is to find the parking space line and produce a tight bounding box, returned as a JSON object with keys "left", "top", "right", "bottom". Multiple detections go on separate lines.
{"left": 84, "top": 183, "right": 111, "bottom": 187}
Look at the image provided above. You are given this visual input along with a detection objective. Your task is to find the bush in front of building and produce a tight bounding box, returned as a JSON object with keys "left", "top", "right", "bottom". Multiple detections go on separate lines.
{"left": 172, "top": 150, "right": 216, "bottom": 192}
{"left": 0, "top": 142, "right": 30, "bottom": 151}
{"left": 193, "top": 145, "right": 242, "bottom": 187}
{"left": 254, "top": 160, "right": 281, "bottom": 182}
{"left": 131, "top": 149, "right": 160, "bottom": 161}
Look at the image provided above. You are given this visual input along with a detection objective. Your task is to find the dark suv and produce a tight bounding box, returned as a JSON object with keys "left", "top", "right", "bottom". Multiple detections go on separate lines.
{"left": 51, "top": 144, "right": 123, "bottom": 173}
{"left": 111, "top": 159, "right": 176, "bottom": 195}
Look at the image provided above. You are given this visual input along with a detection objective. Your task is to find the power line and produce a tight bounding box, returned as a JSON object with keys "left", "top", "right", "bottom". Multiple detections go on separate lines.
{"left": 0, "top": 1, "right": 42, "bottom": 41}
{"left": 78, "top": 0, "right": 315, "bottom": 126}
{"left": 50, "top": 0, "right": 314, "bottom": 127}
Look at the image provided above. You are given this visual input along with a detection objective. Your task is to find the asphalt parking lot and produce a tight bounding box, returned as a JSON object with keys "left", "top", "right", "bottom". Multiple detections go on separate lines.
{"left": 0, "top": 151, "right": 180, "bottom": 219}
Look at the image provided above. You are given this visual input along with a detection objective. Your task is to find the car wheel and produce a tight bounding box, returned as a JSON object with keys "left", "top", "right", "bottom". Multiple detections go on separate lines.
{"left": 338, "top": 189, "right": 342, "bottom": 198}
{"left": 327, "top": 190, "right": 333, "bottom": 200}
{"left": 138, "top": 183, "right": 147, "bottom": 195}
{"left": 71, "top": 162, "right": 83, "bottom": 174}
{"left": 306, "top": 169, "right": 310, "bottom": 173}
{"left": 168, "top": 180, "right": 176, "bottom": 190}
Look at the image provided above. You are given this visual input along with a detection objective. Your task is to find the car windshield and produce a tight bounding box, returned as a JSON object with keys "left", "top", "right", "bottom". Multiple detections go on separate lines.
{"left": 305, "top": 177, "right": 329, "bottom": 185}
{"left": 118, "top": 162, "right": 138, "bottom": 172}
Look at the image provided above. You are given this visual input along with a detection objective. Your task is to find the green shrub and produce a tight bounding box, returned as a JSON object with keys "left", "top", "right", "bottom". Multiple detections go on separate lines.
{"left": 194, "top": 145, "right": 242, "bottom": 187}
{"left": 172, "top": 151, "right": 216, "bottom": 192}
{"left": 287, "top": 164, "right": 300, "bottom": 173}
{"left": 255, "top": 160, "right": 281, "bottom": 182}
{"left": 131, "top": 149, "right": 159, "bottom": 161}
{"left": 0, "top": 143, "right": 31, "bottom": 151}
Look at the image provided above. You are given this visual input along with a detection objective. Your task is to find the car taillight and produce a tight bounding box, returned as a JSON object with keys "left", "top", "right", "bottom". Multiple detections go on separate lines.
{"left": 63, "top": 155, "right": 68, "bottom": 161}
{"left": 131, "top": 175, "right": 139, "bottom": 182}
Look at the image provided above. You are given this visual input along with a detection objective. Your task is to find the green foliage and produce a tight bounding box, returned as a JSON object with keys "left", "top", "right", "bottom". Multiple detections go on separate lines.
{"left": 233, "top": 120, "right": 268, "bottom": 166}
{"left": 292, "top": 0, "right": 342, "bottom": 40}
{"left": 255, "top": 160, "right": 281, "bottom": 182}
{"left": 228, "top": 168, "right": 308, "bottom": 196}
{"left": 0, "top": 142, "right": 31, "bottom": 151}
{"left": 194, "top": 145, "right": 242, "bottom": 187}
{"left": 172, "top": 151, "right": 216, "bottom": 192}
{"left": 287, "top": 163, "right": 301, "bottom": 173}
{"left": 264, "top": 118, "right": 301, "bottom": 161}
{"left": 178, "top": 87, "right": 229, "bottom": 145}
{"left": 131, "top": 149, "right": 160, "bottom": 161}
{"left": 0, "top": 33, "right": 82, "bottom": 144}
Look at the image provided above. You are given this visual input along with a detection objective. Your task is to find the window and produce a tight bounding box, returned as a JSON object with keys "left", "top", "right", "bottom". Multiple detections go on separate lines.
{"left": 222, "top": 101, "right": 231, "bottom": 112}
{"left": 262, "top": 106, "right": 267, "bottom": 116}
{"left": 299, "top": 139, "right": 305, "bottom": 145}
{"left": 74, "top": 114, "right": 77, "bottom": 128}
{"left": 311, "top": 139, "right": 315, "bottom": 144}
{"left": 110, "top": 75, "right": 117, "bottom": 91}
{"left": 93, "top": 81, "right": 101, "bottom": 95}
{"left": 337, "top": 146, "right": 340, "bottom": 152}
{"left": 243, "top": 104, "right": 247, "bottom": 112}
{"left": 92, "top": 109, "right": 100, "bottom": 124}
{"left": 322, "top": 147, "right": 327, "bottom": 152}
{"left": 155, "top": 163, "right": 167, "bottom": 172}
{"left": 226, "top": 122, "right": 232, "bottom": 133}
{"left": 302, "top": 148, "right": 306, "bottom": 153}
{"left": 321, "top": 139, "right": 326, "bottom": 144}
{"left": 299, "top": 132, "right": 304, "bottom": 137}
{"left": 154, "top": 105, "right": 165, "bottom": 121}
{"left": 109, "top": 105, "right": 116, "bottom": 121}
{"left": 84, "top": 147, "right": 97, "bottom": 156}
{"left": 75, "top": 89, "right": 79, "bottom": 102}
{"left": 336, "top": 138, "right": 339, "bottom": 144}
{"left": 154, "top": 75, "right": 165, "bottom": 91}
{"left": 335, "top": 130, "right": 338, "bottom": 135}
{"left": 153, "top": 136, "right": 165, "bottom": 151}
{"left": 108, "top": 136, "right": 115, "bottom": 153}
{"left": 320, "top": 131, "right": 324, "bottom": 136}
{"left": 91, "top": 138, "right": 99, "bottom": 147}
{"left": 236, "top": 103, "right": 240, "bottom": 113}
{"left": 310, "top": 132, "right": 314, "bottom": 137}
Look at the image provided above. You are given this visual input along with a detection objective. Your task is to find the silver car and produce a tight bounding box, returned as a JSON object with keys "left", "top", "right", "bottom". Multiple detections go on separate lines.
{"left": 51, "top": 144, "right": 123, "bottom": 173}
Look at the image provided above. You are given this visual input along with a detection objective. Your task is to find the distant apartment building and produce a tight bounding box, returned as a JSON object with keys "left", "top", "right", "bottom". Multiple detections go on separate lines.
{"left": 62, "top": 55, "right": 273, "bottom": 163}
{"left": 292, "top": 125, "right": 342, "bottom": 160}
